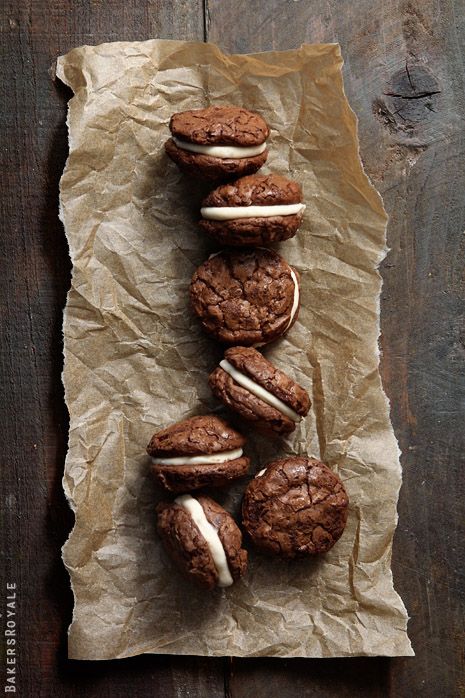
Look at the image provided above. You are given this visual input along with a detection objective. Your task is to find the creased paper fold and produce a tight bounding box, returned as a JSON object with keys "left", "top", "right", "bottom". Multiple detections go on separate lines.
{"left": 57, "top": 39, "right": 412, "bottom": 659}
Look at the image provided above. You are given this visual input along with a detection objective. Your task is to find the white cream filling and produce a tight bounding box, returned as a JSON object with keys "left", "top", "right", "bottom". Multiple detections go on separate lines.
{"left": 152, "top": 448, "right": 243, "bottom": 466}
{"left": 252, "top": 267, "right": 299, "bottom": 348}
{"left": 201, "top": 203, "right": 306, "bottom": 221}
{"left": 175, "top": 494, "right": 234, "bottom": 588}
{"left": 219, "top": 359, "right": 302, "bottom": 423}
{"left": 172, "top": 136, "right": 267, "bottom": 159}
{"left": 287, "top": 269, "right": 300, "bottom": 330}
{"left": 257, "top": 468, "right": 267, "bottom": 477}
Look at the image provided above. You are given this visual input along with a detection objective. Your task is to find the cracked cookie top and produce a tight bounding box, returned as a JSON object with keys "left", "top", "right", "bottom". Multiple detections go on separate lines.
{"left": 201, "top": 174, "right": 302, "bottom": 208}
{"left": 147, "top": 415, "right": 245, "bottom": 458}
{"left": 242, "top": 456, "right": 349, "bottom": 558}
{"left": 169, "top": 105, "right": 270, "bottom": 146}
{"left": 189, "top": 248, "right": 300, "bottom": 346}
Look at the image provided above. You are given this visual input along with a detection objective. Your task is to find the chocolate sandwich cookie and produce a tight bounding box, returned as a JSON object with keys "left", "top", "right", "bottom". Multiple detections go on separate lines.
{"left": 157, "top": 494, "right": 248, "bottom": 590}
{"left": 199, "top": 174, "right": 305, "bottom": 246}
{"left": 209, "top": 347, "right": 311, "bottom": 435}
{"left": 165, "top": 105, "right": 269, "bottom": 181}
{"left": 147, "top": 415, "right": 249, "bottom": 493}
{"left": 242, "top": 456, "right": 349, "bottom": 558}
{"left": 190, "top": 248, "right": 300, "bottom": 346}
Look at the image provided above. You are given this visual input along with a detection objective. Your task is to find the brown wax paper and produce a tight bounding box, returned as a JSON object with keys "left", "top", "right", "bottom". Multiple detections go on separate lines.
{"left": 56, "top": 39, "right": 413, "bottom": 659}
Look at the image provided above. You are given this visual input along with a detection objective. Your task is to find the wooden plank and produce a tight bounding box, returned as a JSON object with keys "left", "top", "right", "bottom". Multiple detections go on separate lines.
{"left": 225, "top": 657, "right": 390, "bottom": 698}
{"left": 206, "top": 1, "right": 465, "bottom": 696}
{"left": 0, "top": 2, "right": 227, "bottom": 697}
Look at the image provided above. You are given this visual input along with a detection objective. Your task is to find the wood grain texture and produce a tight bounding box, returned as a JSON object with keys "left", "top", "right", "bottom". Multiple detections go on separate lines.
{"left": 1, "top": 0, "right": 464, "bottom": 696}
{"left": 206, "top": 0, "right": 465, "bottom": 696}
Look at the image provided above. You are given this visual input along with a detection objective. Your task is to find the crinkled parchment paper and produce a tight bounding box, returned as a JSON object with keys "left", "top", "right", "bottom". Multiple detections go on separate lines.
{"left": 56, "top": 40, "right": 413, "bottom": 659}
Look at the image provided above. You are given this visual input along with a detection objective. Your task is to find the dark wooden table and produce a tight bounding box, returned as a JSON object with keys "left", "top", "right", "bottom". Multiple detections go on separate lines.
{"left": 1, "top": 1, "right": 464, "bottom": 696}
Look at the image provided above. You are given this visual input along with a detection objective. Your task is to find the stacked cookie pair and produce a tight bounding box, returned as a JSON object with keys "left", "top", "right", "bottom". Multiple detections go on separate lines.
{"left": 147, "top": 106, "right": 349, "bottom": 591}
{"left": 168, "top": 104, "right": 305, "bottom": 247}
